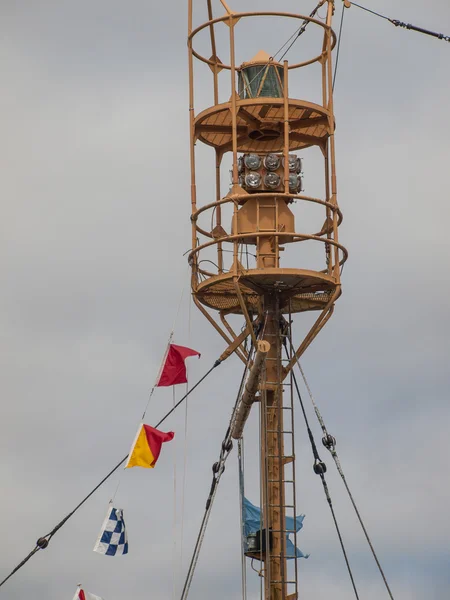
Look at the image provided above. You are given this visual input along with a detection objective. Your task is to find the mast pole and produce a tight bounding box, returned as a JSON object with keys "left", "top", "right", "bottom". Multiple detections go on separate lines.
{"left": 261, "top": 293, "right": 287, "bottom": 600}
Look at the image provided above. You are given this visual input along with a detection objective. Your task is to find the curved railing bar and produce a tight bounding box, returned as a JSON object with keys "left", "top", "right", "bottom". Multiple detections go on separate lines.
{"left": 189, "top": 231, "right": 348, "bottom": 267}
{"left": 192, "top": 194, "right": 343, "bottom": 240}
{"left": 192, "top": 193, "right": 342, "bottom": 220}
{"left": 189, "top": 12, "right": 336, "bottom": 71}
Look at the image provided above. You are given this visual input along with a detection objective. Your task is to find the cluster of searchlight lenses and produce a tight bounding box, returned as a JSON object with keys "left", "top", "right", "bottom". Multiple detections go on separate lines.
{"left": 238, "top": 153, "right": 303, "bottom": 193}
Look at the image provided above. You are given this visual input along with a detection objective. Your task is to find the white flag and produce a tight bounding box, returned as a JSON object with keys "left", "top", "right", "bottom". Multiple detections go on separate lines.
{"left": 73, "top": 585, "right": 104, "bottom": 600}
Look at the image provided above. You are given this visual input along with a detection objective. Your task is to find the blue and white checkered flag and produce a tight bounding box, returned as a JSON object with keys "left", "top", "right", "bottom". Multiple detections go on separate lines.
{"left": 93, "top": 504, "right": 128, "bottom": 556}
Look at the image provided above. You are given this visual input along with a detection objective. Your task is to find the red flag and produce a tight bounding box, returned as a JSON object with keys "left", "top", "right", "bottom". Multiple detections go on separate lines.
{"left": 156, "top": 344, "right": 200, "bottom": 387}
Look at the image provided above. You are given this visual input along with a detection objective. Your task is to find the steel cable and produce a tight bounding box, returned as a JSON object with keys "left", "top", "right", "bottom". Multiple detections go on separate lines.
{"left": 179, "top": 347, "right": 254, "bottom": 600}
{"left": 0, "top": 360, "right": 221, "bottom": 589}
{"left": 333, "top": 3, "right": 346, "bottom": 90}
{"left": 349, "top": 2, "right": 450, "bottom": 42}
{"left": 291, "top": 352, "right": 396, "bottom": 600}
{"left": 283, "top": 340, "right": 360, "bottom": 599}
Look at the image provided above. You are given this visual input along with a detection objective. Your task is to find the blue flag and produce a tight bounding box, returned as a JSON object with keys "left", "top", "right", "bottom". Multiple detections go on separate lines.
{"left": 243, "top": 497, "right": 309, "bottom": 559}
{"left": 93, "top": 504, "right": 129, "bottom": 556}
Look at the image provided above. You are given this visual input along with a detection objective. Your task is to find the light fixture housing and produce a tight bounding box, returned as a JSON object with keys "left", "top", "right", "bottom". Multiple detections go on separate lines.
{"left": 244, "top": 154, "right": 262, "bottom": 170}
{"left": 245, "top": 172, "right": 262, "bottom": 189}
{"left": 283, "top": 154, "right": 302, "bottom": 173}
{"left": 264, "top": 153, "right": 281, "bottom": 171}
{"left": 264, "top": 172, "right": 281, "bottom": 190}
{"left": 289, "top": 173, "right": 302, "bottom": 193}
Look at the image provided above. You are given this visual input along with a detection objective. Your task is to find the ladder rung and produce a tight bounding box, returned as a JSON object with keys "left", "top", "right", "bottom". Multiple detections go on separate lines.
{"left": 267, "top": 455, "right": 294, "bottom": 459}
{"left": 261, "top": 333, "right": 288, "bottom": 337}
{"left": 269, "top": 504, "right": 294, "bottom": 508}
{"left": 267, "top": 430, "right": 293, "bottom": 434}
{"left": 267, "top": 479, "right": 295, "bottom": 484}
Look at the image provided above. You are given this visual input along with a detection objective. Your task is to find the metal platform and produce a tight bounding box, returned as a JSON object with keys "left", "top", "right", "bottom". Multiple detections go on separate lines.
{"left": 194, "top": 98, "right": 331, "bottom": 153}
{"left": 195, "top": 268, "right": 337, "bottom": 314}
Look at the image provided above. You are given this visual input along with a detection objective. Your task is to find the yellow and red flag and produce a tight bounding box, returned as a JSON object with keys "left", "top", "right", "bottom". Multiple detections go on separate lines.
{"left": 125, "top": 424, "right": 174, "bottom": 469}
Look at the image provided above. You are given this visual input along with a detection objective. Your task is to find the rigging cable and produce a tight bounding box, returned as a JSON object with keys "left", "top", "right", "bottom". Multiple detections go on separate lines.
{"left": 282, "top": 339, "right": 360, "bottom": 600}
{"left": 292, "top": 355, "right": 396, "bottom": 600}
{"left": 179, "top": 344, "right": 255, "bottom": 600}
{"left": 279, "top": 0, "right": 327, "bottom": 62}
{"left": 348, "top": 2, "right": 450, "bottom": 42}
{"left": 0, "top": 359, "right": 222, "bottom": 590}
{"left": 241, "top": 0, "right": 327, "bottom": 96}
{"left": 238, "top": 439, "right": 247, "bottom": 600}
{"left": 333, "top": 3, "right": 346, "bottom": 90}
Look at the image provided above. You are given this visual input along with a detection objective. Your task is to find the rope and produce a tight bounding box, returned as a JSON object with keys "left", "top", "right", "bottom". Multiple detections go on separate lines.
{"left": 283, "top": 340, "right": 360, "bottom": 599}
{"left": 333, "top": 3, "right": 346, "bottom": 90}
{"left": 172, "top": 386, "right": 178, "bottom": 600}
{"left": 141, "top": 270, "right": 189, "bottom": 421}
{"left": 240, "top": 0, "right": 326, "bottom": 96}
{"left": 180, "top": 295, "right": 193, "bottom": 575}
{"left": 293, "top": 358, "right": 396, "bottom": 600}
{"left": 238, "top": 439, "right": 247, "bottom": 600}
{"left": 0, "top": 360, "right": 221, "bottom": 590}
{"left": 279, "top": 1, "right": 326, "bottom": 62}
{"left": 349, "top": 2, "right": 450, "bottom": 42}
{"left": 0, "top": 547, "right": 40, "bottom": 589}
{"left": 179, "top": 347, "right": 254, "bottom": 600}
{"left": 349, "top": 2, "right": 391, "bottom": 22}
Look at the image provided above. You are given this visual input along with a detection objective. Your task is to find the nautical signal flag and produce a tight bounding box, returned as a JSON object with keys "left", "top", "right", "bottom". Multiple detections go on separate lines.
{"left": 156, "top": 344, "right": 200, "bottom": 387}
{"left": 93, "top": 505, "right": 128, "bottom": 556}
{"left": 125, "top": 424, "right": 174, "bottom": 469}
{"left": 73, "top": 586, "right": 103, "bottom": 600}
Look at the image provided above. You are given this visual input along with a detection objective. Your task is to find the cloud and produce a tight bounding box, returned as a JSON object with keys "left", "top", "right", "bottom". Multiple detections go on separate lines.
{"left": 1, "top": 1, "right": 450, "bottom": 599}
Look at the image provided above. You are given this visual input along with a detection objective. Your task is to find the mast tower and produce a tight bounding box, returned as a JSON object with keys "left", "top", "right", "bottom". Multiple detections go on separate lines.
{"left": 187, "top": 3, "right": 346, "bottom": 599}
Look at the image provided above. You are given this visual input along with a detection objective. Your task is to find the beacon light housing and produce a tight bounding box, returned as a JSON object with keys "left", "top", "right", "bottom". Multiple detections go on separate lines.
{"left": 264, "top": 172, "right": 281, "bottom": 190}
{"left": 289, "top": 173, "right": 302, "bottom": 193}
{"left": 245, "top": 172, "right": 262, "bottom": 189}
{"left": 244, "top": 154, "right": 262, "bottom": 170}
{"left": 283, "top": 154, "right": 302, "bottom": 173}
{"left": 264, "top": 153, "right": 281, "bottom": 171}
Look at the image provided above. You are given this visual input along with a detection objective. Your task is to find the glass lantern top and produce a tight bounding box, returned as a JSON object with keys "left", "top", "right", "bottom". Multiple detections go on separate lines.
{"left": 238, "top": 50, "right": 284, "bottom": 99}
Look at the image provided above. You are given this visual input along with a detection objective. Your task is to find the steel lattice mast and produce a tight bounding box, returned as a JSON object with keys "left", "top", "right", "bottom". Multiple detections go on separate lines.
{"left": 187, "top": 2, "right": 346, "bottom": 599}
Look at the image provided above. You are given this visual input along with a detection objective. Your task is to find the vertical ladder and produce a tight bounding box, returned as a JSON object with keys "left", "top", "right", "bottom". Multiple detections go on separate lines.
{"left": 262, "top": 323, "right": 299, "bottom": 600}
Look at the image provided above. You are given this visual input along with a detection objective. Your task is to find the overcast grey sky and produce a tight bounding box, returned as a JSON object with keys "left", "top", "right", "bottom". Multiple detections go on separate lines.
{"left": 1, "top": 1, "right": 450, "bottom": 599}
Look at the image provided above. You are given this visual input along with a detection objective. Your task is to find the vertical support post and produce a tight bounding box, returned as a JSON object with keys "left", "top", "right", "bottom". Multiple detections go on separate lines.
{"left": 188, "top": 0, "right": 198, "bottom": 288}
{"left": 215, "top": 149, "right": 224, "bottom": 273}
{"left": 324, "top": 142, "right": 333, "bottom": 276}
{"left": 229, "top": 17, "right": 239, "bottom": 274}
{"left": 325, "top": 1, "right": 341, "bottom": 281}
{"left": 283, "top": 61, "right": 290, "bottom": 195}
{"left": 321, "top": 36, "right": 333, "bottom": 277}
{"left": 206, "top": 0, "right": 219, "bottom": 105}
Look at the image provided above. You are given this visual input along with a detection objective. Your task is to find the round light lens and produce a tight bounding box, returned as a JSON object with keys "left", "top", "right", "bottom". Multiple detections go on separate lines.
{"left": 264, "top": 172, "right": 281, "bottom": 189}
{"left": 289, "top": 173, "right": 301, "bottom": 192}
{"left": 244, "top": 154, "right": 262, "bottom": 170}
{"left": 238, "top": 156, "right": 245, "bottom": 174}
{"left": 263, "top": 153, "right": 281, "bottom": 171}
{"left": 283, "top": 154, "right": 301, "bottom": 173}
{"left": 245, "top": 172, "right": 262, "bottom": 189}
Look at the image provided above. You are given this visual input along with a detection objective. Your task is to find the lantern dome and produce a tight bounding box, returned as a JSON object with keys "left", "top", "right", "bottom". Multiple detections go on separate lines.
{"left": 238, "top": 50, "right": 284, "bottom": 99}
